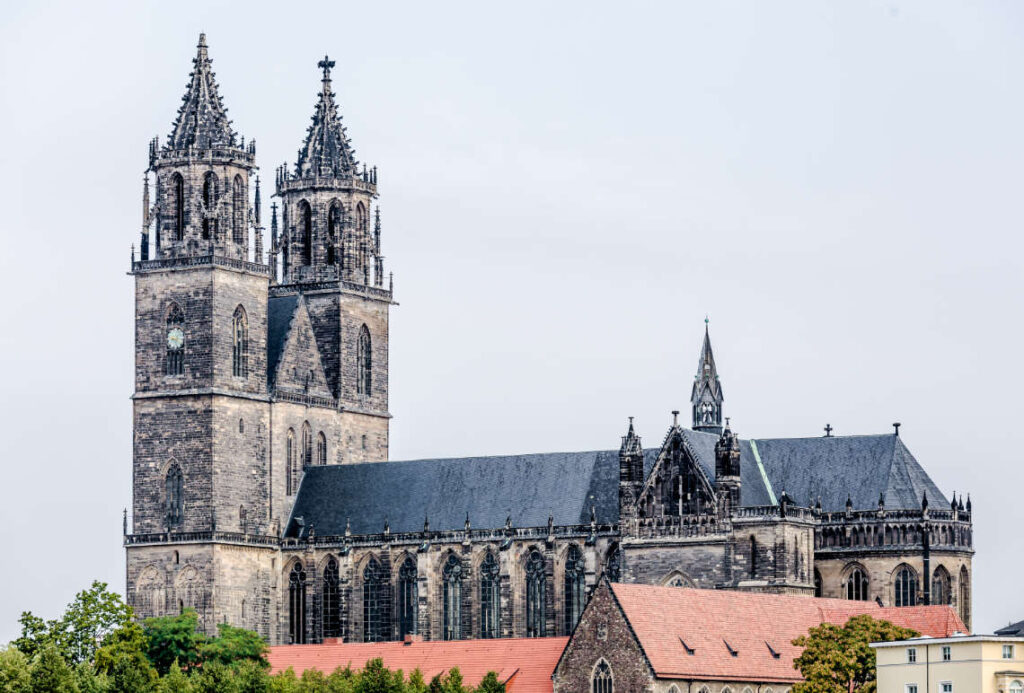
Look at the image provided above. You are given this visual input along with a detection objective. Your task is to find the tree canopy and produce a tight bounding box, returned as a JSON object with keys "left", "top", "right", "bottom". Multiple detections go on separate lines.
{"left": 792, "top": 614, "right": 919, "bottom": 693}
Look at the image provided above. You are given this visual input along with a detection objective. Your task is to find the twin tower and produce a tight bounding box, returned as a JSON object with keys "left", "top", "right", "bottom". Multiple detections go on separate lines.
{"left": 127, "top": 35, "right": 392, "bottom": 631}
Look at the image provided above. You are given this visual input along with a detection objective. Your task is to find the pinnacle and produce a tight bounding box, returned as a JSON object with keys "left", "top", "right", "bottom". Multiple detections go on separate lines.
{"left": 165, "top": 33, "right": 238, "bottom": 151}
{"left": 294, "top": 56, "right": 357, "bottom": 179}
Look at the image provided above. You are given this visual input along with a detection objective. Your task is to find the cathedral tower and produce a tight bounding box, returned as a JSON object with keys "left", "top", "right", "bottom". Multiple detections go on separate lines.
{"left": 691, "top": 320, "right": 724, "bottom": 434}
{"left": 128, "top": 34, "right": 277, "bottom": 639}
{"left": 271, "top": 57, "right": 392, "bottom": 461}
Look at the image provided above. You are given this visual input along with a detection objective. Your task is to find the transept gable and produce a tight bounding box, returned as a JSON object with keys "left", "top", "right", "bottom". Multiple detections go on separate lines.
{"left": 637, "top": 427, "right": 716, "bottom": 517}
{"left": 270, "top": 296, "right": 333, "bottom": 399}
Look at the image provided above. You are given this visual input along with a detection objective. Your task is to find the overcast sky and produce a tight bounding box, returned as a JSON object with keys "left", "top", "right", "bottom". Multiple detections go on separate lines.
{"left": 1, "top": 0, "right": 1022, "bottom": 642}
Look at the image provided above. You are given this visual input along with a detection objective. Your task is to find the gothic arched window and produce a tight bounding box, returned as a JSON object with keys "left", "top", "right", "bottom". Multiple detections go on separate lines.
{"left": 165, "top": 303, "right": 185, "bottom": 376}
{"left": 526, "top": 550, "right": 546, "bottom": 637}
{"left": 286, "top": 428, "right": 297, "bottom": 495}
{"left": 202, "top": 172, "right": 218, "bottom": 240}
{"left": 814, "top": 569, "right": 823, "bottom": 597}
{"left": 564, "top": 545, "right": 585, "bottom": 634}
{"left": 749, "top": 536, "right": 758, "bottom": 578}
{"left": 363, "top": 558, "right": 387, "bottom": 642}
{"left": 317, "top": 432, "right": 327, "bottom": 466}
{"left": 357, "top": 325, "right": 372, "bottom": 396}
{"left": 480, "top": 552, "right": 500, "bottom": 639}
{"left": 232, "top": 306, "right": 248, "bottom": 378}
{"left": 171, "top": 173, "right": 185, "bottom": 241}
{"left": 288, "top": 562, "right": 307, "bottom": 644}
{"left": 895, "top": 565, "right": 918, "bottom": 607}
{"left": 592, "top": 659, "right": 613, "bottom": 693}
{"left": 443, "top": 554, "right": 463, "bottom": 641}
{"left": 322, "top": 557, "right": 340, "bottom": 639}
{"left": 327, "top": 203, "right": 341, "bottom": 266}
{"left": 845, "top": 566, "right": 869, "bottom": 601}
{"left": 959, "top": 566, "right": 971, "bottom": 625}
{"left": 932, "top": 566, "right": 951, "bottom": 606}
{"left": 299, "top": 200, "right": 312, "bottom": 266}
{"left": 397, "top": 557, "right": 417, "bottom": 639}
{"left": 165, "top": 464, "right": 183, "bottom": 526}
{"left": 301, "top": 422, "right": 312, "bottom": 469}
{"left": 232, "top": 175, "right": 245, "bottom": 245}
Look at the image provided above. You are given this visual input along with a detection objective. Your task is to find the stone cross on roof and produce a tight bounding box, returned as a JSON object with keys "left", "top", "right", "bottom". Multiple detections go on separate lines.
{"left": 318, "top": 55, "right": 335, "bottom": 80}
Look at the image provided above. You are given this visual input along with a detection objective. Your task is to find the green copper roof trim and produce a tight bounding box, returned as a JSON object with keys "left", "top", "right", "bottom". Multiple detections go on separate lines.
{"left": 749, "top": 440, "right": 777, "bottom": 505}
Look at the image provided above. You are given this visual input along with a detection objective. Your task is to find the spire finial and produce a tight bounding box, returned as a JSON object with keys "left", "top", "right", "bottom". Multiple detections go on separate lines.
{"left": 705, "top": 314, "right": 709, "bottom": 330}
{"left": 672, "top": 410, "right": 679, "bottom": 426}
{"left": 318, "top": 55, "right": 335, "bottom": 82}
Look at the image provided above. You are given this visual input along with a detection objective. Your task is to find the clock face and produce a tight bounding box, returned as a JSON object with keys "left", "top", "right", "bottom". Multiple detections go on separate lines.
{"left": 167, "top": 328, "right": 184, "bottom": 350}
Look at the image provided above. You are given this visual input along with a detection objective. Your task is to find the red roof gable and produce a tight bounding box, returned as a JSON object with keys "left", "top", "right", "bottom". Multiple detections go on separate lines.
{"left": 268, "top": 636, "right": 569, "bottom": 692}
{"left": 610, "top": 584, "right": 967, "bottom": 683}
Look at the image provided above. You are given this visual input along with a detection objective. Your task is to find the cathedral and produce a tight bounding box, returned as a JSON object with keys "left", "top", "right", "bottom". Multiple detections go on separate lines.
{"left": 125, "top": 36, "right": 975, "bottom": 647}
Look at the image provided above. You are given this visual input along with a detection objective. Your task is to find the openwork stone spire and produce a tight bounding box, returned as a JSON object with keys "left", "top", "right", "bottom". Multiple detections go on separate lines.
{"left": 295, "top": 56, "right": 357, "bottom": 178}
{"left": 691, "top": 318, "right": 724, "bottom": 434}
{"left": 166, "top": 33, "right": 237, "bottom": 151}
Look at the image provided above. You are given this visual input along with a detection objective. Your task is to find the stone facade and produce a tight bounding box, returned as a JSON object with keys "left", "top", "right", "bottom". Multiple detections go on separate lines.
{"left": 125, "top": 36, "right": 974, "bottom": 647}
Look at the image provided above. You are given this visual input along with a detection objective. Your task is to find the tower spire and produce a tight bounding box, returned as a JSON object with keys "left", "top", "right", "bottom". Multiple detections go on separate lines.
{"left": 295, "top": 54, "right": 357, "bottom": 178}
{"left": 691, "top": 319, "right": 724, "bottom": 434}
{"left": 166, "top": 33, "right": 238, "bottom": 151}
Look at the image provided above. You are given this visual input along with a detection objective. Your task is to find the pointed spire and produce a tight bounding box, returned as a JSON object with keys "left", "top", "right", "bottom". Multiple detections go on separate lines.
{"left": 951, "top": 493, "right": 957, "bottom": 511}
{"left": 921, "top": 491, "right": 929, "bottom": 512}
{"left": 966, "top": 494, "right": 972, "bottom": 512}
{"left": 166, "top": 33, "right": 238, "bottom": 151}
{"left": 691, "top": 319, "right": 724, "bottom": 433}
{"left": 620, "top": 416, "right": 643, "bottom": 455}
{"left": 295, "top": 55, "right": 357, "bottom": 178}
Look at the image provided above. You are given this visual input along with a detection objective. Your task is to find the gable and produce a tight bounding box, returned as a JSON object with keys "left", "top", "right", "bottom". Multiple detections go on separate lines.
{"left": 270, "top": 297, "right": 333, "bottom": 399}
{"left": 553, "top": 581, "right": 653, "bottom": 692}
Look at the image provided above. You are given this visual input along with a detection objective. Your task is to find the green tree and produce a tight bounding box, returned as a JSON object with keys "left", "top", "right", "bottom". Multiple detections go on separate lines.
{"left": 0, "top": 645, "right": 32, "bottom": 693}
{"left": 355, "top": 658, "right": 404, "bottom": 693}
{"left": 325, "top": 665, "right": 356, "bottom": 693}
{"left": 72, "top": 662, "right": 109, "bottom": 693}
{"left": 439, "top": 668, "right": 466, "bottom": 693}
{"left": 406, "top": 669, "right": 427, "bottom": 693}
{"left": 792, "top": 614, "right": 918, "bottom": 693}
{"left": 297, "top": 667, "right": 330, "bottom": 693}
{"left": 158, "top": 660, "right": 193, "bottom": 693}
{"left": 143, "top": 609, "right": 205, "bottom": 674}
{"left": 30, "top": 643, "right": 80, "bottom": 693}
{"left": 236, "top": 658, "right": 272, "bottom": 693}
{"left": 269, "top": 667, "right": 299, "bottom": 693}
{"left": 200, "top": 622, "right": 270, "bottom": 669}
{"left": 192, "top": 660, "right": 240, "bottom": 693}
{"left": 474, "top": 672, "right": 504, "bottom": 693}
{"left": 15, "top": 582, "right": 133, "bottom": 666}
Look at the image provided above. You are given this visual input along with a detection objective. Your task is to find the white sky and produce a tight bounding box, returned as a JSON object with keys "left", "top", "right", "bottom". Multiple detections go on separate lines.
{"left": 1, "top": 0, "right": 1022, "bottom": 641}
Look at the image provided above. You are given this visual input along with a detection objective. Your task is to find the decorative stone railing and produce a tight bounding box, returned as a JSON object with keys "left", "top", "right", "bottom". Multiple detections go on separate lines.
{"left": 132, "top": 254, "right": 272, "bottom": 275}
{"left": 269, "top": 279, "right": 392, "bottom": 302}
{"left": 816, "top": 509, "right": 973, "bottom": 551}
{"left": 153, "top": 147, "right": 255, "bottom": 166}
{"left": 276, "top": 175, "right": 377, "bottom": 195}
{"left": 124, "top": 531, "right": 280, "bottom": 547}
{"left": 272, "top": 389, "right": 338, "bottom": 410}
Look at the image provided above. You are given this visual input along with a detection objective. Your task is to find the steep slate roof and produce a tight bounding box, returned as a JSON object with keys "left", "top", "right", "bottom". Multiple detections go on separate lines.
{"left": 997, "top": 620, "right": 1024, "bottom": 636}
{"left": 288, "top": 429, "right": 946, "bottom": 536}
{"left": 609, "top": 583, "right": 966, "bottom": 683}
{"left": 287, "top": 449, "right": 657, "bottom": 537}
{"left": 267, "top": 294, "right": 299, "bottom": 385}
{"left": 166, "top": 34, "right": 237, "bottom": 151}
{"left": 750, "top": 434, "right": 947, "bottom": 511}
{"left": 268, "top": 636, "right": 568, "bottom": 692}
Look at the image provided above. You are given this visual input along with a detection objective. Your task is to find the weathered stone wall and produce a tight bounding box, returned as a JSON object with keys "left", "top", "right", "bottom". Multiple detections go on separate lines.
{"left": 212, "top": 544, "right": 279, "bottom": 641}
{"left": 127, "top": 544, "right": 215, "bottom": 628}
{"left": 212, "top": 396, "right": 271, "bottom": 534}
{"left": 552, "top": 581, "right": 653, "bottom": 693}
{"left": 133, "top": 396, "right": 214, "bottom": 533}
{"left": 274, "top": 534, "right": 617, "bottom": 644}
{"left": 154, "top": 159, "right": 252, "bottom": 262}
{"left": 622, "top": 539, "right": 730, "bottom": 588}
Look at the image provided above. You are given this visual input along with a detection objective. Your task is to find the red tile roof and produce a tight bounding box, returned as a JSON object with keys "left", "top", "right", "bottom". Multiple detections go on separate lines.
{"left": 610, "top": 584, "right": 967, "bottom": 684}
{"left": 268, "top": 636, "right": 569, "bottom": 692}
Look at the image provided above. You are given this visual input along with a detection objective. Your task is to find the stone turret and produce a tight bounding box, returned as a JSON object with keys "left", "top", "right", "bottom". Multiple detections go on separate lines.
{"left": 618, "top": 417, "right": 644, "bottom": 523}
{"left": 714, "top": 419, "right": 741, "bottom": 511}
{"left": 144, "top": 33, "right": 260, "bottom": 264}
{"left": 274, "top": 56, "right": 381, "bottom": 286}
{"left": 691, "top": 319, "right": 724, "bottom": 435}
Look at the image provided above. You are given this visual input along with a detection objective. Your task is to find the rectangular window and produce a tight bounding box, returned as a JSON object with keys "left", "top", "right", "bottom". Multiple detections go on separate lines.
{"left": 1005, "top": 645, "right": 1015, "bottom": 659}
{"left": 942, "top": 645, "right": 951, "bottom": 661}
{"left": 941, "top": 683, "right": 953, "bottom": 693}
{"left": 907, "top": 647, "right": 917, "bottom": 663}
{"left": 905, "top": 686, "right": 917, "bottom": 693}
